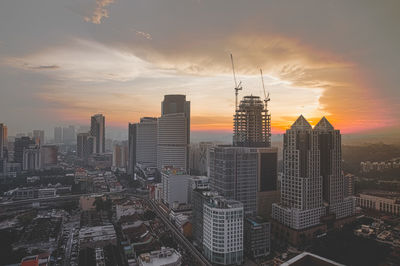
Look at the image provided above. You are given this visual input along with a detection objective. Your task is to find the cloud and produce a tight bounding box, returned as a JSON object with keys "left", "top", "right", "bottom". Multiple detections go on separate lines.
{"left": 134, "top": 29, "right": 152, "bottom": 40}
{"left": 30, "top": 65, "right": 60, "bottom": 70}
{"left": 84, "top": 0, "right": 115, "bottom": 24}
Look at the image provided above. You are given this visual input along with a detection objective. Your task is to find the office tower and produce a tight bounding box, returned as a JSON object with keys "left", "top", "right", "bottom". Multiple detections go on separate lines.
{"left": 187, "top": 175, "right": 209, "bottom": 204}
{"left": 233, "top": 95, "right": 271, "bottom": 147}
{"left": 112, "top": 142, "right": 128, "bottom": 169}
{"left": 33, "top": 130, "right": 45, "bottom": 146}
{"left": 91, "top": 114, "right": 105, "bottom": 154}
{"left": 203, "top": 195, "right": 244, "bottom": 265}
{"left": 14, "top": 137, "right": 35, "bottom": 164}
{"left": 40, "top": 145, "right": 58, "bottom": 169}
{"left": 0, "top": 123, "right": 7, "bottom": 159}
{"left": 54, "top": 127, "right": 62, "bottom": 144}
{"left": 244, "top": 217, "right": 271, "bottom": 259}
{"left": 23, "top": 145, "right": 41, "bottom": 171}
{"left": 157, "top": 95, "right": 190, "bottom": 172}
{"left": 130, "top": 117, "right": 158, "bottom": 167}
{"left": 127, "top": 123, "right": 137, "bottom": 175}
{"left": 161, "top": 168, "right": 190, "bottom": 207}
{"left": 77, "top": 133, "right": 95, "bottom": 160}
{"left": 272, "top": 116, "right": 354, "bottom": 245}
{"left": 62, "top": 125, "right": 76, "bottom": 145}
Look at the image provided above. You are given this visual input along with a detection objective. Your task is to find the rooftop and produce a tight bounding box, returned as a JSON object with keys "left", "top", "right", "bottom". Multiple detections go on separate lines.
{"left": 281, "top": 252, "right": 344, "bottom": 266}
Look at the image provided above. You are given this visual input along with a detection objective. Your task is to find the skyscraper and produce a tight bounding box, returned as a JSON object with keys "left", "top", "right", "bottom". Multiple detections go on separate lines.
{"left": 54, "top": 127, "right": 62, "bottom": 144}
{"left": 77, "top": 132, "right": 95, "bottom": 160}
{"left": 157, "top": 95, "right": 190, "bottom": 172}
{"left": 14, "top": 136, "right": 35, "bottom": 164}
{"left": 62, "top": 125, "right": 76, "bottom": 145}
{"left": 271, "top": 116, "right": 354, "bottom": 245}
{"left": 136, "top": 117, "right": 158, "bottom": 166}
{"left": 0, "top": 123, "right": 7, "bottom": 159}
{"left": 90, "top": 114, "right": 105, "bottom": 154}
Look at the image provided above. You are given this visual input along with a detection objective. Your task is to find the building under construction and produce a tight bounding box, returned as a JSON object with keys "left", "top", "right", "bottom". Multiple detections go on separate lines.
{"left": 233, "top": 95, "right": 271, "bottom": 147}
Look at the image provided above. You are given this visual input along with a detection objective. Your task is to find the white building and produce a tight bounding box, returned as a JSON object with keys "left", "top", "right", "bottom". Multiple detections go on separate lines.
{"left": 138, "top": 247, "right": 181, "bottom": 266}
{"left": 161, "top": 168, "right": 190, "bottom": 207}
{"left": 157, "top": 95, "right": 190, "bottom": 172}
{"left": 272, "top": 116, "right": 354, "bottom": 230}
{"left": 356, "top": 194, "right": 400, "bottom": 216}
{"left": 203, "top": 195, "right": 244, "bottom": 265}
{"left": 23, "top": 145, "right": 41, "bottom": 171}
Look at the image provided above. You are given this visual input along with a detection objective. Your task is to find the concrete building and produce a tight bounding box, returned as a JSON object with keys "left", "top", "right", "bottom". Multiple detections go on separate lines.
{"left": 91, "top": 114, "right": 105, "bottom": 154}
{"left": 161, "top": 168, "right": 190, "bottom": 207}
{"left": 14, "top": 136, "right": 35, "bottom": 164}
{"left": 203, "top": 195, "right": 244, "bottom": 265}
{"left": 128, "top": 123, "right": 137, "bottom": 176}
{"left": 0, "top": 123, "right": 7, "bottom": 159}
{"left": 112, "top": 142, "right": 128, "bottom": 169}
{"left": 191, "top": 190, "right": 218, "bottom": 248}
{"left": 23, "top": 145, "right": 41, "bottom": 171}
{"left": 344, "top": 174, "right": 355, "bottom": 197}
{"left": 77, "top": 132, "right": 95, "bottom": 160}
{"left": 54, "top": 126, "right": 62, "bottom": 144}
{"left": 79, "top": 225, "right": 117, "bottom": 249}
{"left": 138, "top": 247, "right": 182, "bottom": 266}
{"left": 157, "top": 95, "right": 190, "bottom": 172}
{"left": 272, "top": 116, "right": 355, "bottom": 245}
{"left": 62, "top": 125, "right": 76, "bottom": 145}
{"left": 356, "top": 194, "right": 400, "bottom": 215}
{"left": 187, "top": 175, "right": 209, "bottom": 204}
{"left": 33, "top": 130, "right": 45, "bottom": 146}
{"left": 189, "top": 142, "right": 215, "bottom": 176}
{"left": 136, "top": 117, "right": 158, "bottom": 166}
{"left": 233, "top": 95, "right": 271, "bottom": 147}
{"left": 40, "top": 145, "right": 58, "bottom": 169}
{"left": 244, "top": 217, "right": 270, "bottom": 259}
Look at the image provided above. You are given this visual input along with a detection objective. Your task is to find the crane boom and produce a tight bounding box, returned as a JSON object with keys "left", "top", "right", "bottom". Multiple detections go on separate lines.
{"left": 260, "top": 68, "right": 270, "bottom": 109}
{"left": 230, "top": 54, "right": 242, "bottom": 110}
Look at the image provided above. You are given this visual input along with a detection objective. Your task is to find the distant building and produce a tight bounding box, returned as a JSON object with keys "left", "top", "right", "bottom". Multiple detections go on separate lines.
{"left": 161, "top": 168, "right": 190, "bottom": 207}
{"left": 62, "top": 125, "right": 76, "bottom": 145}
{"left": 138, "top": 247, "right": 182, "bottom": 266}
{"left": 127, "top": 123, "right": 137, "bottom": 176}
{"left": 79, "top": 225, "right": 117, "bottom": 249}
{"left": 356, "top": 194, "right": 400, "bottom": 216}
{"left": 157, "top": 95, "right": 190, "bottom": 172}
{"left": 40, "top": 145, "right": 58, "bottom": 169}
{"left": 136, "top": 117, "right": 158, "bottom": 166}
{"left": 112, "top": 142, "right": 128, "bottom": 169}
{"left": 23, "top": 145, "right": 41, "bottom": 171}
{"left": 344, "top": 174, "right": 355, "bottom": 197}
{"left": 33, "top": 130, "right": 45, "bottom": 146}
{"left": 244, "top": 217, "right": 270, "bottom": 259}
{"left": 0, "top": 123, "right": 7, "bottom": 159}
{"left": 14, "top": 136, "right": 35, "bottom": 164}
{"left": 77, "top": 132, "right": 95, "bottom": 160}
{"left": 54, "top": 126, "right": 62, "bottom": 144}
{"left": 203, "top": 195, "right": 244, "bottom": 265}
{"left": 187, "top": 175, "right": 209, "bottom": 204}
{"left": 91, "top": 114, "right": 105, "bottom": 154}
{"left": 87, "top": 153, "right": 112, "bottom": 169}
{"left": 189, "top": 142, "right": 215, "bottom": 176}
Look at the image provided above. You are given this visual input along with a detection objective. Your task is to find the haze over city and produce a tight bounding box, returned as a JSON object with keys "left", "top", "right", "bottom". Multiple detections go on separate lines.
{"left": 1, "top": 0, "right": 399, "bottom": 143}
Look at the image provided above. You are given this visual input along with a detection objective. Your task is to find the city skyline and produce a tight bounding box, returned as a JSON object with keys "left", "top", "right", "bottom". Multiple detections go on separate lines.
{"left": 1, "top": 0, "right": 399, "bottom": 141}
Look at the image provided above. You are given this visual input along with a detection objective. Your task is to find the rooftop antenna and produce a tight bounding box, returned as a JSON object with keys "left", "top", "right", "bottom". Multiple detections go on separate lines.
{"left": 260, "top": 69, "right": 270, "bottom": 110}
{"left": 230, "top": 54, "right": 242, "bottom": 111}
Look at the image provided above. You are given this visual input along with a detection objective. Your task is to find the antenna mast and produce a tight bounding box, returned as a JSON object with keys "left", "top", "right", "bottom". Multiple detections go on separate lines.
{"left": 230, "top": 54, "right": 242, "bottom": 110}
{"left": 260, "top": 69, "right": 270, "bottom": 110}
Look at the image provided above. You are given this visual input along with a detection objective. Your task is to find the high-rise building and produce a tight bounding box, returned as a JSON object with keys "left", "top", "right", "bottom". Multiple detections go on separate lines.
{"left": 233, "top": 95, "right": 271, "bottom": 147}
{"left": 203, "top": 195, "right": 244, "bottom": 265}
{"left": 209, "top": 95, "right": 278, "bottom": 217}
{"left": 112, "top": 142, "right": 128, "bottom": 169}
{"left": 14, "top": 136, "right": 35, "bottom": 164}
{"left": 127, "top": 123, "right": 137, "bottom": 176}
{"left": 32, "top": 130, "right": 45, "bottom": 146}
{"left": 0, "top": 123, "right": 7, "bottom": 159}
{"left": 23, "top": 145, "right": 41, "bottom": 171}
{"left": 77, "top": 133, "right": 95, "bottom": 160}
{"left": 189, "top": 142, "right": 215, "bottom": 176}
{"left": 161, "top": 168, "right": 190, "bottom": 207}
{"left": 157, "top": 95, "right": 190, "bottom": 172}
{"left": 187, "top": 175, "right": 209, "bottom": 204}
{"left": 40, "top": 145, "right": 58, "bottom": 169}
{"left": 271, "top": 116, "right": 355, "bottom": 245}
{"left": 244, "top": 217, "right": 271, "bottom": 259}
{"left": 54, "top": 127, "right": 62, "bottom": 144}
{"left": 90, "top": 114, "right": 105, "bottom": 154}
{"left": 62, "top": 125, "right": 76, "bottom": 145}
{"left": 136, "top": 117, "right": 158, "bottom": 166}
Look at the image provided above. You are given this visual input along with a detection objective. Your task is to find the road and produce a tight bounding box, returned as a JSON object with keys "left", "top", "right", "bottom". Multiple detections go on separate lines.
{"left": 146, "top": 199, "right": 211, "bottom": 266}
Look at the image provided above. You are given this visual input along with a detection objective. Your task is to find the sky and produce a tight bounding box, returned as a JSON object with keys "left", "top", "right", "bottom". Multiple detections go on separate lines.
{"left": 0, "top": 0, "right": 399, "bottom": 141}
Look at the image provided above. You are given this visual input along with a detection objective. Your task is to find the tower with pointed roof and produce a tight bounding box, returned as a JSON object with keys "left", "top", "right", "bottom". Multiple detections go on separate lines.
{"left": 272, "top": 115, "right": 354, "bottom": 238}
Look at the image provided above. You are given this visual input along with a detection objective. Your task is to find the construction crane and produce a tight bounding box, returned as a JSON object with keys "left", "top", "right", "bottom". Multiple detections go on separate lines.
{"left": 260, "top": 68, "right": 270, "bottom": 110}
{"left": 230, "top": 54, "right": 242, "bottom": 111}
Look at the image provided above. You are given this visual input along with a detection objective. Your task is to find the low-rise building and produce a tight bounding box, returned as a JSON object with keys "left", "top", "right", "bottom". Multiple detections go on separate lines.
{"left": 356, "top": 193, "right": 400, "bottom": 215}
{"left": 79, "top": 225, "right": 117, "bottom": 249}
{"left": 138, "top": 247, "right": 182, "bottom": 266}
{"left": 244, "top": 217, "right": 270, "bottom": 259}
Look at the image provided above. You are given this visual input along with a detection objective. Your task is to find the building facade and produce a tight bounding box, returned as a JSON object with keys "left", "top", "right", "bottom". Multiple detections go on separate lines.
{"left": 244, "top": 217, "right": 270, "bottom": 259}
{"left": 136, "top": 117, "right": 158, "bottom": 166}
{"left": 161, "top": 168, "right": 190, "bottom": 207}
{"left": 157, "top": 95, "right": 190, "bottom": 172}
{"left": 203, "top": 196, "right": 244, "bottom": 265}
{"left": 91, "top": 114, "right": 105, "bottom": 154}
{"left": 77, "top": 133, "right": 95, "bottom": 160}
